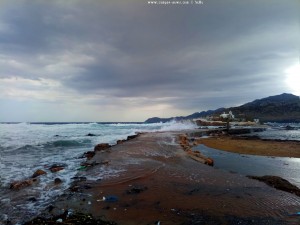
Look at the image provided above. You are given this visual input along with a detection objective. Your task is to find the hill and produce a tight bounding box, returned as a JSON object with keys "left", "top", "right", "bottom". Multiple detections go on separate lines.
{"left": 144, "top": 93, "right": 300, "bottom": 123}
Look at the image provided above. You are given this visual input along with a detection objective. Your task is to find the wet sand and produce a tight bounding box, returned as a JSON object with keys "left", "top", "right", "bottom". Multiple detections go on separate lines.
{"left": 195, "top": 135, "right": 300, "bottom": 157}
{"left": 27, "top": 131, "right": 300, "bottom": 225}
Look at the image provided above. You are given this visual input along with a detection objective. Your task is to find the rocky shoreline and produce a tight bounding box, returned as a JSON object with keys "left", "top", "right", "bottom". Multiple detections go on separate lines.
{"left": 13, "top": 129, "right": 299, "bottom": 225}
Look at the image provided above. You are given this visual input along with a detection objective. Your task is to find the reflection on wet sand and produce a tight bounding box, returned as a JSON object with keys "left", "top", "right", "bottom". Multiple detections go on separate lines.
{"left": 29, "top": 131, "right": 300, "bottom": 225}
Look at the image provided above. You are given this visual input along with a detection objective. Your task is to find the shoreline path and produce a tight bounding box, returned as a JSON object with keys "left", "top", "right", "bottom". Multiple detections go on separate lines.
{"left": 26, "top": 131, "right": 300, "bottom": 225}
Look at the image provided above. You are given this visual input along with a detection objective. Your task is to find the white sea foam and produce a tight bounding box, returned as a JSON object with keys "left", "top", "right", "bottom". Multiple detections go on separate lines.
{"left": 0, "top": 120, "right": 198, "bottom": 223}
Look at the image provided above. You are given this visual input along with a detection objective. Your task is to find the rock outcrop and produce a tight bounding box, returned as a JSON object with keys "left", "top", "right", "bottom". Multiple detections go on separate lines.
{"left": 179, "top": 134, "right": 214, "bottom": 167}
{"left": 49, "top": 164, "right": 65, "bottom": 173}
{"left": 247, "top": 175, "right": 300, "bottom": 197}
{"left": 32, "top": 169, "right": 47, "bottom": 178}
{"left": 94, "top": 143, "right": 111, "bottom": 151}
{"left": 10, "top": 178, "right": 38, "bottom": 190}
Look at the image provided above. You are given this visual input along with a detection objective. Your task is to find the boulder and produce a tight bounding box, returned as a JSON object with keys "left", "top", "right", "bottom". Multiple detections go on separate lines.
{"left": 10, "top": 178, "right": 38, "bottom": 190}
{"left": 179, "top": 134, "right": 190, "bottom": 148}
{"left": 54, "top": 178, "right": 62, "bottom": 184}
{"left": 83, "top": 151, "right": 95, "bottom": 159}
{"left": 32, "top": 169, "right": 47, "bottom": 178}
{"left": 204, "top": 158, "right": 214, "bottom": 166}
{"left": 247, "top": 175, "right": 300, "bottom": 196}
{"left": 94, "top": 143, "right": 111, "bottom": 151}
{"left": 117, "top": 140, "right": 124, "bottom": 144}
{"left": 127, "top": 134, "right": 138, "bottom": 140}
{"left": 49, "top": 165, "right": 65, "bottom": 173}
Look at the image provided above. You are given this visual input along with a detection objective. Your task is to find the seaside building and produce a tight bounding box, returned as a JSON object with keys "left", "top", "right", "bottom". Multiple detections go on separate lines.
{"left": 220, "top": 111, "right": 235, "bottom": 119}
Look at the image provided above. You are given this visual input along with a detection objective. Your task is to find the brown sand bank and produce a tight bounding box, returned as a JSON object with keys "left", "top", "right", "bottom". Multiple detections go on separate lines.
{"left": 195, "top": 135, "right": 300, "bottom": 157}
{"left": 27, "top": 131, "right": 300, "bottom": 225}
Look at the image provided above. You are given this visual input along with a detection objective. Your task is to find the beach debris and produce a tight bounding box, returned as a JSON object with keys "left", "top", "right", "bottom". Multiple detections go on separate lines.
{"left": 77, "top": 165, "right": 87, "bottom": 171}
{"left": 56, "top": 218, "right": 63, "bottom": 223}
{"left": 88, "top": 201, "right": 91, "bottom": 205}
{"left": 31, "top": 169, "right": 47, "bottom": 178}
{"left": 10, "top": 178, "right": 38, "bottom": 190}
{"left": 99, "top": 195, "right": 119, "bottom": 202}
{"left": 247, "top": 175, "right": 300, "bottom": 197}
{"left": 155, "top": 221, "right": 161, "bottom": 225}
{"left": 126, "top": 185, "right": 148, "bottom": 194}
{"left": 94, "top": 143, "right": 111, "bottom": 151}
{"left": 67, "top": 209, "right": 73, "bottom": 218}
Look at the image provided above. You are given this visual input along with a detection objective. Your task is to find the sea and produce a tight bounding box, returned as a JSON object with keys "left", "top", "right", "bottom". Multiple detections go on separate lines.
{"left": 0, "top": 121, "right": 299, "bottom": 224}
{"left": 0, "top": 121, "right": 197, "bottom": 224}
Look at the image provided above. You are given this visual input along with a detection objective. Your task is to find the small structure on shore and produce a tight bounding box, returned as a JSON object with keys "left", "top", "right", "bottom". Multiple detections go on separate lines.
{"left": 220, "top": 111, "right": 235, "bottom": 119}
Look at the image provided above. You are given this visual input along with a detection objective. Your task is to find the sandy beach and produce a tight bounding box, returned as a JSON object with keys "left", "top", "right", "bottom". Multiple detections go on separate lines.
{"left": 194, "top": 135, "right": 300, "bottom": 157}
{"left": 23, "top": 130, "right": 300, "bottom": 225}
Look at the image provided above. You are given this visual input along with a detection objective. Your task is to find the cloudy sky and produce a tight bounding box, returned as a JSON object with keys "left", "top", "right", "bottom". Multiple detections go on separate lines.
{"left": 0, "top": 0, "right": 299, "bottom": 122}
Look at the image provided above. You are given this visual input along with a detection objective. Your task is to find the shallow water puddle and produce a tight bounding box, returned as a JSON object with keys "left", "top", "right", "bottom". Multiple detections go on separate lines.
{"left": 194, "top": 144, "right": 300, "bottom": 187}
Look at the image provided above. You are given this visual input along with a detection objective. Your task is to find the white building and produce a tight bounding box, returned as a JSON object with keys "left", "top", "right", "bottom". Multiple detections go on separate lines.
{"left": 220, "top": 111, "right": 235, "bottom": 119}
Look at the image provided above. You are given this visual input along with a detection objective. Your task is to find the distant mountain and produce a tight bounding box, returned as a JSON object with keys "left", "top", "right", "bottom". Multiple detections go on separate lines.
{"left": 227, "top": 93, "right": 300, "bottom": 123}
{"left": 144, "top": 93, "right": 300, "bottom": 123}
{"left": 145, "top": 108, "right": 224, "bottom": 123}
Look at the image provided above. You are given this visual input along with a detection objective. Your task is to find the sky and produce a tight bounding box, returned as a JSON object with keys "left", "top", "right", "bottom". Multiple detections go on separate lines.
{"left": 0, "top": 0, "right": 299, "bottom": 122}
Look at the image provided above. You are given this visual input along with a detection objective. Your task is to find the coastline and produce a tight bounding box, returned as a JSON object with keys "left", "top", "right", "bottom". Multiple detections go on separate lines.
{"left": 194, "top": 135, "right": 300, "bottom": 158}
{"left": 22, "top": 130, "right": 300, "bottom": 225}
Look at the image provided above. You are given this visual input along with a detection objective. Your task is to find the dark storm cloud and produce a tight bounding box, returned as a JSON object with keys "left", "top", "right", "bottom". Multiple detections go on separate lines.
{"left": 0, "top": 0, "right": 298, "bottom": 113}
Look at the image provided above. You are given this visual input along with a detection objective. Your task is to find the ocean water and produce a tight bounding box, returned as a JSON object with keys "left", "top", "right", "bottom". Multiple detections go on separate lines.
{"left": 195, "top": 144, "right": 300, "bottom": 188}
{"left": 242, "top": 122, "right": 300, "bottom": 141}
{"left": 0, "top": 121, "right": 197, "bottom": 224}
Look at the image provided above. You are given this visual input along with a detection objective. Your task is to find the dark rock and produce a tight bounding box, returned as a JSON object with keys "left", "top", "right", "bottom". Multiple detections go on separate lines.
{"left": 69, "top": 185, "right": 80, "bottom": 192}
{"left": 126, "top": 185, "right": 148, "bottom": 194}
{"left": 54, "top": 178, "right": 62, "bottom": 184}
{"left": 86, "top": 133, "right": 97, "bottom": 136}
{"left": 117, "top": 140, "right": 124, "bottom": 144}
{"left": 83, "top": 151, "right": 95, "bottom": 159}
{"left": 69, "top": 184, "right": 92, "bottom": 192}
{"left": 94, "top": 143, "right": 111, "bottom": 151}
{"left": 49, "top": 164, "right": 65, "bottom": 173}
{"left": 80, "top": 161, "right": 99, "bottom": 168}
{"left": 32, "top": 169, "right": 47, "bottom": 178}
{"left": 47, "top": 205, "right": 55, "bottom": 212}
{"left": 127, "top": 134, "right": 138, "bottom": 140}
{"left": 10, "top": 178, "right": 38, "bottom": 190}
{"left": 204, "top": 158, "right": 214, "bottom": 166}
{"left": 71, "top": 176, "right": 87, "bottom": 181}
{"left": 285, "top": 125, "right": 296, "bottom": 130}
{"left": 247, "top": 175, "right": 300, "bottom": 196}
{"left": 27, "top": 197, "right": 37, "bottom": 202}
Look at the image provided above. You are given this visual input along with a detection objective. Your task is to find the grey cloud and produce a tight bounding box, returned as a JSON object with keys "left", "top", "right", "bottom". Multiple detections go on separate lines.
{"left": 0, "top": 0, "right": 298, "bottom": 120}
